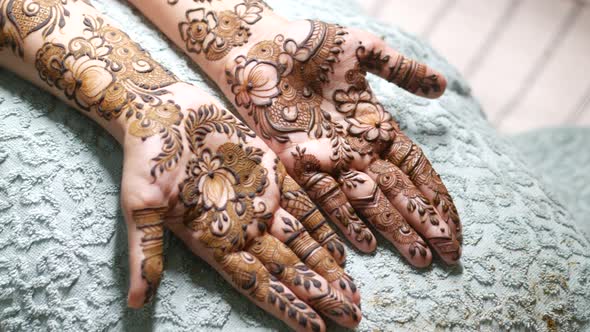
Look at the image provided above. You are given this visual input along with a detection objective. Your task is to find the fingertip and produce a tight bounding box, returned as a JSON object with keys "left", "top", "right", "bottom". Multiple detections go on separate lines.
{"left": 430, "top": 237, "right": 461, "bottom": 265}
{"left": 338, "top": 302, "right": 363, "bottom": 329}
{"left": 325, "top": 238, "right": 347, "bottom": 266}
{"left": 354, "top": 236, "right": 377, "bottom": 254}
{"left": 408, "top": 245, "right": 433, "bottom": 268}
{"left": 127, "top": 284, "right": 148, "bottom": 309}
{"left": 421, "top": 69, "right": 447, "bottom": 99}
{"left": 351, "top": 286, "right": 361, "bottom": 305}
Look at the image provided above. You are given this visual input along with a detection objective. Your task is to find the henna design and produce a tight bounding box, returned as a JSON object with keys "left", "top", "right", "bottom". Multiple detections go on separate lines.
{"left": 347, "top": 180, "right": 428, "bottom": 258}
{"left": 180, "top": 105, "right": 268, "bottom": 255}
{"left": 132, "top": 206, "right": 168, "bottom": 303}
{"left": 355, "top": 45, "right": 442, "bottom": 96}
{"left": 33, "top": 15, "right": 182, "bottom": 177}
{"left": 178, "top": 105, "right": 333, "bottom": 326}
{"left": 178, "top": 0, "right": 264, "bottom": 61}
{"left": 248, "top": 234, "right": 359, "bottom": 325}
{"left": 387, "top": 133, "right": 460, "bottom": 233}
{"left": 220, "top": 251, "right": 270, "bottom": 301}
{"left": 1, "top": 0, "right": 68, "bottom": 56}
{"left": 370, "top": 160, "right": 460, "bottom": 260}
{"left": 308, "top": 284, "right": 359, "bottom": 323}
{"left": 275, "top": 160, "right": 346, "bottom": 260}
{"left": 333, "top": 87, "right": 394, "bottom": 149}
{"left": 268, "top": 278, "right": 323, "bottom": 332}
{"left": 225, "top": 20, "right": 347, "bottom": 145}
{"left": 247, "top": 234, "right": 302, "bottom": 284}
{"left": 369, "top": 160, "right": 438, "bottom": 226}
{"left": 291, "top": 147, "right": 374, "bottom": 246}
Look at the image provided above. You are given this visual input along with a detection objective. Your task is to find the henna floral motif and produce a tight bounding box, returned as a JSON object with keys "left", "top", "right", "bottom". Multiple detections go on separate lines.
{"left": 230, "top": 59, "right": 280, "bottom": 107}
{"left": 226, "top": 21, "right": 346, "bottom": 144}
{"left": 178, "top": 0, "right": 264, "bottom": 61}
{"left": 180, "top": 105, "right": 268, "bottom": 254}
{"left": 33, "top": 15, "right": 182, "bottom": 177}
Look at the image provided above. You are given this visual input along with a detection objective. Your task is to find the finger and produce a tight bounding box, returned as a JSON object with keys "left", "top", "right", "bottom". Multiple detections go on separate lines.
{"left": 338, "top": 170, "right": 432, "bottom": 267}
{"left": 167, "top": 211, "right": 326, "bottom": 332}
{"left": 124, "top": 206, "right": 167, "bottom": 308}
{"left": 221, "top": 251, "right": 326, "bottom": 332}
{"left": 290, "top": 150, "right": 376, "bottom": 252}
{"left": 352, "top": 31, "right": 447, "bottom": 99}
{"left": 386, "top": 131, "right": 462, "bottom": 241}
{"left": 269, "top": 209, "right": 361, "bottom": 304}
{"left": 276, "top": 161, "right": 347, "bottom": 265}
{"left": 247, "top": 233, "right": 361, "bottom": 328}
{"left": 366, "top": 159, "right": 461, "bottom": 265}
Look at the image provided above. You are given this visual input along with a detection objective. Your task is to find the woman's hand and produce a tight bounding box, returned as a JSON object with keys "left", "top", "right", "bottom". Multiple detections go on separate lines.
{"left": 130, "top": 0, "right": 462, "bottom": 267}
{"left": 121, "top": 83, "right": 360, "bottom": 332}
{"left": 1, "top": 2, "right": 358, "bottom": 330}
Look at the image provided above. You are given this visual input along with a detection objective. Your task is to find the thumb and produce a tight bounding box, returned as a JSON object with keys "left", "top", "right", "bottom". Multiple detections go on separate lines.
{"left": 124, "top": 206, "right": 168, "bottom": 308}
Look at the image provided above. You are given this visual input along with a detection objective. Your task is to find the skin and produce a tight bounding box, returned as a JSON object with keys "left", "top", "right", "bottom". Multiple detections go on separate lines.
{"left": 0, "top": 1, "right": 363, "bottom": 331}
{"left": 128, "top": 0, "right": 462, "bottom": 269}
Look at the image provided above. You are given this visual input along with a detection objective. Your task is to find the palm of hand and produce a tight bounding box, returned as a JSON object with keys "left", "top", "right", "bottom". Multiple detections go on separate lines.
{"left": 122, "top": 92, "right": 361, "bottom": 331}
{"left": 223, "top": 20, "right": 461, "bottom": 266}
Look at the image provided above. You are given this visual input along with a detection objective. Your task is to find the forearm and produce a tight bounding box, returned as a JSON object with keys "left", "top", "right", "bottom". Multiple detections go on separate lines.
{"left": 127, "top": 0, "right": 286, "bottom": 81}
{"left": 0, "top": 0, "right": 185, "bottom": 145}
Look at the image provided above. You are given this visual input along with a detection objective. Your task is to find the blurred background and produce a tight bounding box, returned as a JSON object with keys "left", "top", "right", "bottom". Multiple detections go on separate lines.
{"left": 357, "top": 0, "right": 590, "bottom": 133}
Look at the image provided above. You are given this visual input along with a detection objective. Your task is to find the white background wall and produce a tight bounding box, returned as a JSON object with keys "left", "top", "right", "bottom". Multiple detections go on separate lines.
{"left": 357, "top": 0, "right": 590, "bottom": 133}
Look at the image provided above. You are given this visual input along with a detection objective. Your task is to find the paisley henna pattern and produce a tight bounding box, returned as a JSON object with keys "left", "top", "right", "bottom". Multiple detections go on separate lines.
{"left": 225, "top": 21, "right": 348, "bottom": 144}
{"left": 132, "top": 206, "right": 168, "bottom": 303}
{"left": 178, "top": 0, "right": 265, "bottom": 61}
{"left": 0, "top": 0, "right": 86, "bottom": 56}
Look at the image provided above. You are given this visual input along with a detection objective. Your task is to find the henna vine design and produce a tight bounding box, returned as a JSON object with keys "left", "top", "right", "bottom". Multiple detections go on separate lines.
{"left": 33, "top": 15, "right": 183, "bottom": 177}
{"left": 178, "top": 0, "right": 264, "bottom": 61}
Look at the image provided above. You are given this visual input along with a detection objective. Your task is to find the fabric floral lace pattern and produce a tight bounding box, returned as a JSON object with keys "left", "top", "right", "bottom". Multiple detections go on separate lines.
{"left": 0, "top": 0, "right": 589, "bottom": 331}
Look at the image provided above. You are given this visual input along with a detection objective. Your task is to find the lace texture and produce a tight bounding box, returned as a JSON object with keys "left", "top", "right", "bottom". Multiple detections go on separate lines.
{"left": 0, "top": 0, "right": 588, "bottom": 331}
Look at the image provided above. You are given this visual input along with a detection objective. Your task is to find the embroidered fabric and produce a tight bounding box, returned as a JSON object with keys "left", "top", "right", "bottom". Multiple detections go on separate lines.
{"left": 0, "top": 0, "right": 588, "bottom": 331}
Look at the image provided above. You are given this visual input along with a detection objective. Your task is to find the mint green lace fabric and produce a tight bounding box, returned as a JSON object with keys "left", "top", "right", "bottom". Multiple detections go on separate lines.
{"left": 0, "top": 0, "right": 588, "bottom": 331}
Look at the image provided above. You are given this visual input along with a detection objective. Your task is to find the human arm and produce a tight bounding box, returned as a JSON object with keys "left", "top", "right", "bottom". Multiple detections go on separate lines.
{"left": 0, "top": 2, "right": 360, "bottom": 330}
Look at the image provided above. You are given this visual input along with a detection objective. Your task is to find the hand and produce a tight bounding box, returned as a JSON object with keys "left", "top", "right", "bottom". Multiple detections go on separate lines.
{"left": 121, "top": 83, "right": 361, "bottom": 331}
{"left": 221, "top": 19, "right": 461, "bottom": 266}
{"left": 14, "top": 5, "right": 359, "bottom": 328}
{"left": 163, "top": 4, "right": 462, "bottom": 267}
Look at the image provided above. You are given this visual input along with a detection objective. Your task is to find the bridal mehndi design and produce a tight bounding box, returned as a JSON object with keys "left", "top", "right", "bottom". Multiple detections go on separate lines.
{"left": 178, "top": 104, "right": 360, "bottom": 328}
{"left": 178, "top": 0, "right": 266, "bottom": 61}
{"left": 2, "top": 1, "right": 363, "bottom": 327}
{"left": 220, "top": 20, "right": 461, "bottom": 264}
